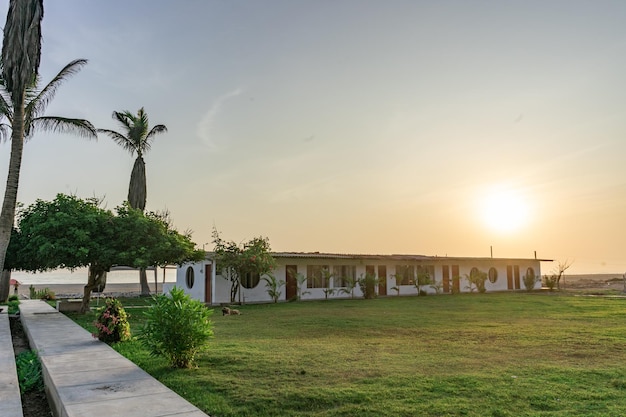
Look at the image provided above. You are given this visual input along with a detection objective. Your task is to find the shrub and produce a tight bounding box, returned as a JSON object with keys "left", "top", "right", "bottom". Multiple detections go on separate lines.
{"left": 16, "top": 350, "right": 43, "bottom": 394}
{"left": 8, "top": 294, "right": 18, "bottom": 302}
{"left": 93, "top": 298, "right": 131, "bottom": 344}
{"left": 34, "top": 288, "right": 55, "bottom": 300}
{"left": 523, "top": 270, "right": 540, "bottom": 291}
{"left": 358, "top": 273, "right": 378, "bottom": 299}
{"left": 262, "top": 274, "right": 284, "bottom": 303}
{"left": 8, "top": 299, "right": 19, "bottom": 315}
{"left": 543, "top": 274, "right": 558, "bottom": 291}
{"left": 140, "top": 286, "right": 214, "bottom": 368}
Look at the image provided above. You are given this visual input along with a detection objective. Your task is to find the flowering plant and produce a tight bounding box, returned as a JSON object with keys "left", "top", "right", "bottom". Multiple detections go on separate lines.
{"left": 93, "top": 298, "right": 131, "bottom": 344}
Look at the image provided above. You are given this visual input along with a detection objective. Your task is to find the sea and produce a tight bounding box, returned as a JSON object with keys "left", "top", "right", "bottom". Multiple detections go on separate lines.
{"left": 10, "top": 266, "right": 178, "bottom": 285}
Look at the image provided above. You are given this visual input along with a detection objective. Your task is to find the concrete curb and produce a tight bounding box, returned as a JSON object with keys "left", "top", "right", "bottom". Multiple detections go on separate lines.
{"left": 0, "top": 310, "right": 24, "bottom": 417}
{"left": 19, "top": 300, "right": 210, "bottom": 417}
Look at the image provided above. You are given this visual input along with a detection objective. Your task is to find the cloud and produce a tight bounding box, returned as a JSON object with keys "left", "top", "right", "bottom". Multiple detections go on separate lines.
{"left": 197, "top": 87, "right": 243, "bottom": 149}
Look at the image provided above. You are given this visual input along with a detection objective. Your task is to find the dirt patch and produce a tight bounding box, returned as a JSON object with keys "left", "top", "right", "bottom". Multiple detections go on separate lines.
{"left": 9, "top": 317, "right": 53, "bottom": 417}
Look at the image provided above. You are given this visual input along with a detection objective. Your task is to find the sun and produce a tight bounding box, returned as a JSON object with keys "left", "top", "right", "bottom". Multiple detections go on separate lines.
{"left": 479, "top": 186, "right": 530, "bottom": 233}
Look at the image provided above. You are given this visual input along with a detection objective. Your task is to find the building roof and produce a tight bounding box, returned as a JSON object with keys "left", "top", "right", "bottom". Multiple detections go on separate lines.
{"left": 265, "top": 252, "right": 553, "bottom": 262}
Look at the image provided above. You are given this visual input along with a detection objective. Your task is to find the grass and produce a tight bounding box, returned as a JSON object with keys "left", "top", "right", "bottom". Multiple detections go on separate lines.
{"left": 67, "top": 293, "right": 626, "bottom": 416}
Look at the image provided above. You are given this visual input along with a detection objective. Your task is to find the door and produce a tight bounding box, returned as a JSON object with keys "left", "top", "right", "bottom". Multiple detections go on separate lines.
{"left": 378, "top": 265, "right": 387, "bottom": 296}
{"left": 514, "top": 265, "right": 521, "bottom": 290}
{"left": 451, "top": 265, "right": 460, "bottom": 293}
{"left": 507, "top": 265, "right": 513, "bottom": 290}
{"left": 286, "top": 265, "right": 297, "bottom": 301}
{"left": 204, "top": 264, "right": 212, "bottom": 304}
{"left": 442, "top": 265, "right": 450, "bottom": 293}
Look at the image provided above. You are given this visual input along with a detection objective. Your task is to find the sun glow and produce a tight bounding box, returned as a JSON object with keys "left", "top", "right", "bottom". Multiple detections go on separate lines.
{"left": 480, "top": 186, "right": 530, "bottom": 233}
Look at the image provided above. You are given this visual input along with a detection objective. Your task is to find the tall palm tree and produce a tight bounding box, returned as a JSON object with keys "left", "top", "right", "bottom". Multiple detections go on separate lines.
{"left": 98, "top": 108, "right": 167, "bottom": 294}
{"left": 98, "top": 108, "right": 167, "bottom": 212}
{"left": 0, "top": 58, "right": 98, "bottom": 301}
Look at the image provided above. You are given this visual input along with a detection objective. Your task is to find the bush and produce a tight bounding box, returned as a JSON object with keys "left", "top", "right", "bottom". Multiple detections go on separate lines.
{"left": 7, "top": 299, "right": 19, "bottom": 315}
{"left": 33, "top": 287, "right": 55, "bottom": 300}
{"left": 523, "top": 271, "right": 540, "bottom": 291}
{"left": 16, "top": 350, "right": 43, "bottom": 394}
{"left": 140, "top": 286, "right": 214, "bottom": 368}
{"left": 358, "top": 273, "right": 378, "bottom": 299}
{"left": 8, "top": 294, "right": 18, "bottom": 302}
{"left": 93, "top": 298, "right": 131, "bottom": 344}
{"left": 543, "top": 274, "right": 558, "bottom": 291}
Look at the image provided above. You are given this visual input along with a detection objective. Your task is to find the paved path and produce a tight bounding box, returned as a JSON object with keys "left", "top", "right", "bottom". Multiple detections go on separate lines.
{"left": 19, "top": 300, "right": 210, "bottom": 417}
{"left": 0, "top": 309, "right": 23, "bottom": 417}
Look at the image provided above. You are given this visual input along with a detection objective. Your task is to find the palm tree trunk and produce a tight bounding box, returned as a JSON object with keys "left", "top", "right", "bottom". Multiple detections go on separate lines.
{"left": 0, "top": 95, "right": 25, "bottom": 302}
{"left": 128, "top": 156, "right": 146, "bottom": 212}
{"left": 139, "top": 267, "right": 151, "bottom": 296}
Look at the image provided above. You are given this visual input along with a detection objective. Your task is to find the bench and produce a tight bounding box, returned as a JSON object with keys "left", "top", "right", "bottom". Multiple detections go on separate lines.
{"left": 56, "top": 299, "right": 83, "bottom": 312}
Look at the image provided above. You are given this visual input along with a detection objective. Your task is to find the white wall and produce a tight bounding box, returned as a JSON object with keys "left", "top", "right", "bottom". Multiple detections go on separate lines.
{"left": 177, "top": 256, "right": 544, "bottom": 304}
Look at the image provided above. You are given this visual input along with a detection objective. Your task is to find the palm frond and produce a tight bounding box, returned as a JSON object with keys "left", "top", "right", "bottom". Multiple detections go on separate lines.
{"left": 0, "top": 88, "right": 14, "bottom": 123}
{"left": 25, "top": 59, "right": 87, "bottom": 119}
{"left": 97, "top": 128, "right": 137, "bottom": 155}
{"left": 28, "top": 116, "right": 97, "bottom": 140}
{"left": 0, "top": 123, "right": 11, "bottom": 142}
{"left": 143, "top": 124, "right": 167, "bottom": 153}
{"left": 1, "top": 0, "right": 44, "bottom": 100}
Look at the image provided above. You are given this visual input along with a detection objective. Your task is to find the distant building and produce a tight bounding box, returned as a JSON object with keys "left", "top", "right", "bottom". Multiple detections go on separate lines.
{"left": 171, "top": 252, "right": 550, "bottom": 305}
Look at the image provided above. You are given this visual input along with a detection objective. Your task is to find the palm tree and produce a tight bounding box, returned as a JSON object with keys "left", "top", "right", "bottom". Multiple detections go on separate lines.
{"left": 98, "top": 108, "right": 167, "bottom": 295}
{"left": 0, "top": 0, "right": 96, "bottom": 301}
{"left": 98, "top": 108, "right": 167, "bottom": 212}
{"left": 0, "top": 59, "right": 97, "bottom": 301}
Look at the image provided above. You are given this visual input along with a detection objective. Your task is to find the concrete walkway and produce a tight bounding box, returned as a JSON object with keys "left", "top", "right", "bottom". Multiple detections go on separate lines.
{"left": 19, "top": 300, "right": 210, "bottom": 417}
{"left": 0, "top": 310, "right": 23, "bottom": 417}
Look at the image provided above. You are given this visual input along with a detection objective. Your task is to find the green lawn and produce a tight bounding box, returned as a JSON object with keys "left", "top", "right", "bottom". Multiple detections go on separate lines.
{"left": 68, "top": 293, "right": 626, "bottom": 416}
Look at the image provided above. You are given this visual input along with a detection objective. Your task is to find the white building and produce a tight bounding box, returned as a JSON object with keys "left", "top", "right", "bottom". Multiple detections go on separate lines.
{"left": 171, "top": 252, "right": 550, "bottom": 305}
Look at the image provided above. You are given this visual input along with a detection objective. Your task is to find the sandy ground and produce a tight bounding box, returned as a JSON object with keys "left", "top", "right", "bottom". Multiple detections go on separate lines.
{"left": 12, "top": 282, "right": 169, "bottom": 299}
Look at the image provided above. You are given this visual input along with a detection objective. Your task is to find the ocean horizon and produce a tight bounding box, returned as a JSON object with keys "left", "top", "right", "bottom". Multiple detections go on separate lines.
{"left": 10, "top": 266, "right": 177, "bottom": 285}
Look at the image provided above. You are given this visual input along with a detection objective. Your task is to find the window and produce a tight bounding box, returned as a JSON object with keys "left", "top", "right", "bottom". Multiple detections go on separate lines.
{"left": 416, "top": 265, "right": 435, "bottom": 285}
{"left": 185, "top": 266, "right": 195, "bottom": 289}
{"left": 488, "top": 267, "right": 498, "bottom": 283}
{"left": 526, "top": 267, "right": 535, "bottom": 280}
{"left": 307, "top": 265, "right": 329, "bottom": 288}
{"left": 395, "top": 265, "right": 415, "bottom": 285}
{"left": 333, "top": 265, "right": 356, "bottom": 288}
{"left": 241, "top": 271, "right": 260, "bottom": 289}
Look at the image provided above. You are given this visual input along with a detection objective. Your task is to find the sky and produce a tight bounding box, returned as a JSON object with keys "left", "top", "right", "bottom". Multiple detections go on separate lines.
{"left": 0, "top": 1, "right": 625, "bottom": 274}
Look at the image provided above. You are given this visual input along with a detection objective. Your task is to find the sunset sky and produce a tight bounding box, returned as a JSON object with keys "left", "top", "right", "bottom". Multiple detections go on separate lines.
{"left": 1, "top": 1, "right": 625, "bottom": 274}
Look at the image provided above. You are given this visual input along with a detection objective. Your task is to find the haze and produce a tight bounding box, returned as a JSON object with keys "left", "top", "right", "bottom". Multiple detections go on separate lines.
{"left": 1, "top": 1, "right": 625, "bottom": 274}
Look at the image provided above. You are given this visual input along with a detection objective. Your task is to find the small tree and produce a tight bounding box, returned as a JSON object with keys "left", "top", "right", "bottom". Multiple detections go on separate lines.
{"left": 262, "top": 274, "right": 284, "bottom": 303}
{"left": 321, "top": 268, "right": 335, "bottom": 300}
{"left": 543, "top": 274, "right": 558, "bottom": 291}
{"left": 523, "top": 269, "right": 540, "bottom": 291}
{"left": 212, "top": 228, "right": 277, "bottom": 304}
{"left": 554, "top": 260, "right": 573, "bottom": 290}
{"left": 339, "top": 276, "right": 357, "bottom": 299}
{"left": 358, "top": 272, "right": 378, "bottom": 299}
{"left": 465, "top": 268, "right": 487, "bottom": 293}
{"left": 414, "top": 268, "right": 432, "bottom": 296}
{"left": 294, "top": 272, "right": 310, "bottom": 300}
{"left": 140, "top": 287, "right": 213, "bottom": 368}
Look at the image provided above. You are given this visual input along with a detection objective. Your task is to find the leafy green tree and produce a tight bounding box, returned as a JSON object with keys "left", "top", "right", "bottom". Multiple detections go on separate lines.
{"left": 212, "top": 228, "right": 277, "bottom": 303}
{"left": 414, "top": 267, "right": 432, "bottom": 296}
{"left": 0, "top": 0, "right": 95, "bottom": 300}
{"left": 12, "top": 194, "right": 203, "bottom": 312}
{"left": 98, "top": 107, "right": 167, "bottom": 296}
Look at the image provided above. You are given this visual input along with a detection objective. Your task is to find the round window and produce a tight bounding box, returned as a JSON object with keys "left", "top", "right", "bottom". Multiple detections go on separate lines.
{"left": 241, "top": 271, "right": 260, "bottom": 289}
{"left": 185, "top": 266, "right": 195, "bottom": 289}
{"left": 488, "top": 267, "right": 498, "bottom": 283}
